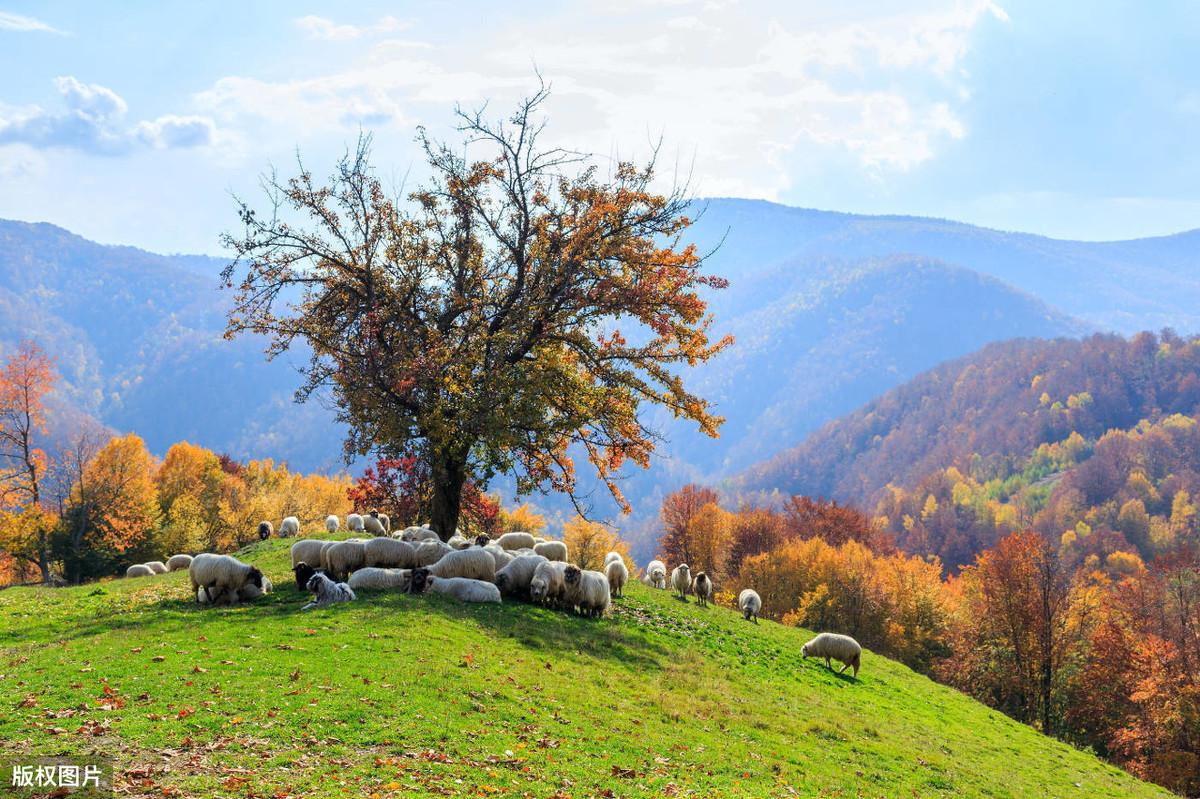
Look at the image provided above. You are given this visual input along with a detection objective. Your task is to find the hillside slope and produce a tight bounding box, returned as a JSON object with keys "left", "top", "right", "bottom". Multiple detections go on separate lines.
{"left": 0, "top": 538, "right": 1168, "bottom": 798}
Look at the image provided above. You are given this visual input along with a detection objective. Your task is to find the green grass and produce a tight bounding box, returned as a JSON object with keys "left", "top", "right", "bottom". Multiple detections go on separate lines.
{"left": 0, "top": 538, "right": 1171, "bottom": 798}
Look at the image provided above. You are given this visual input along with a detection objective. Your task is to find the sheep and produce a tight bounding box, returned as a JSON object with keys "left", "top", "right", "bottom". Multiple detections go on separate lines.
{"left": 495, "top": 532, "right": 536, "bottom": 551}
{"left": 318, "top": 541, "right": 337, "bottom": 571}
{"left": 166, "top": 554, "right": 193, "bottom": 572}
{"left": 257, "top": 521, "right": 273, "bottom": 540}
{"left": 484, "top": 544, "right": 515, "bottom": 569}
{"left": 189, "top": 553, "right": 264, "bottom": 605}
{"left": 279, "top": 516, "right": 300, "bottom": 538}
{"left": 402, "top": 526, "right": 441, "bottom": 544}
{"left": 671, "top": 564, "right": 692, "bottom": 601}
{"left": 363, "top": 515, "right": 386, "bottom": 536}
{"left": 530, "top": 560, "right": 568, "bottom": 608}
{"left": 239, "top": 575, "right": 272, "bottom": 601}
{"left": 198, "top": 576, "right": 271, "bottom": 606}
{"left": 643, "top": 560, "right": 667, "bottom": 589}
{"left": 604, "top": 551, "right": 624, "bottom": 568}
{"left": 738, "top": 589, "right": 762, "bottom": 623}
{"left": 604, "top": 558, "right": 629, "bottom": 598}
{"left": 292, "top": 561, "right": 322, "bottom": 592}
{"left": 302, "top": 573, "right": 356, "bottom": 610}
{"left": 125, "top": 564, "right": 154, "bottom": 578}
{"left": 378, "top": 512, "right": 391, "bottom": 533}
{"left": 494, "top": 554, "right": 549, "bottom": 599}
{"left": 421, "top": 547, "right": 495, "bottom": 582}
{"left": 562, "top": 565, "right": 611, "bottom": 617}
{"left": 447, "top": 534, "right": 471, "bottom": 550}
{"left": 291, "top": 539, "right": 327, "bottom": 569}
{"left": 533, "top": 540, "right": 568, "bottom": 562}
{"left": 364, "top": 537, "right": 416, "bottom": 569}
{"left": 325, "top": 515, "right": 340, "bottom": 534}
{"left": 692, "top": 572, "right": 713, "bottom": 608}
{"left": 348, "top": 567, "right": 412, "bottom": 592}
{"left": 413, "top": 539, "right": 453, "bottom": 567}
{"left": 473, "top": 534, "right": 491, "bottom": 547}
{"left": 801, "top": 632, "right": 862, "bottom": 678}
{"left": 145, "top": 561, "right": 169, "bottom": 575}
{"left": 411, "top": 573, "right": 501, "bottom": 604}
{"left": 324, "top": 540, "right": 367, "bottom": 582}
{"left": 347, "top": 513, "right": 365, "bottom": 532}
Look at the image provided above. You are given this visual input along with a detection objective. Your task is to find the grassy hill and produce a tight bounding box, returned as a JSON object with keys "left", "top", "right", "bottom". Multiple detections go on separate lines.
{"left": 0, "top": 539, "right": 1170, "bottom": 798}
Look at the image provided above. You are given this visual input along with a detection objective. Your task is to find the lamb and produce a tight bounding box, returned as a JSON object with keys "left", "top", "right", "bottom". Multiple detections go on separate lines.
{"left": 291, "top": 539, "right": 327, "bottom": 569}
{"left": 348, "top": 567, "right": 412, "bottom": 592}
{"left": 347, "top": 513, "right": 365, "bottom": 532}
{"left": 364, "top": 537, "right": 415, "bottom": 569}
{"left": 145, "top": 561, "right": 169, "bottom": 575}
{"left": 257, "top": 521, "right": 273, "bottom": 540}
{"left": 484, "top": 544, "right": 515, "bottom": 569}
{"left": 604, "top": 558, "right": 629, "bottom": 598}
{"left": 529, "top": 560, "right": 568, "bottom": 608}
{"left": 494, "top": 554, "right": 549, "bottom": 599}
{"left": 189, "top": 553, "right": 264, "bottom": 605}
{"left": 325, "top": 515, "right": 340, "bottom": 534}
{"left": 197, "top": 576, "right": 271, "bottom": 605}
{"left": 420, "top": 547, "right": 495, "bottom": 582}
{"left": 671, "top": 564, "right": 692, "bottom": 601}
{"left": 363, "top": 514, "right": 386, "bottom": 536}
{"left": 533, "top": 540, "right": 568, "bottom": 562}
{"left": 562, "top": 565, "right": 611, "bottom": 617}
{"left": 643, "top": 560, "right": 667, "bottom": 589}
{"left": 494, "top": 531, "right": 536, "bottom": 551}
{"left": 323, "top": 539, "right": 367, "bottom": 582}
{"left": 801, "top": 632, "right": 862, "bottom": 678}
{"left": 292, "top": 561, "right": 322, "bottom": 592}
{"left": 279, "top": 516, "right": 300, "bottom": 538}
{"left": 411, "top": 573, "right": 501, "bottom": 604}
{"left": 401, "top": 526, "right": 440, "bottom": 544}
{"left": 302, "top": 572, "right": 356, "bottom": 610}
{"left": 413, "top": 539, "right": 452, "bottom": 567}
{"left": 738, "top": 588, "right": 762, "bottom": 624}
{"left": 692, "top": 572, "right": 713, "bottom": 608}
{"left": 125, "top": 564, "right": 154, "bottom": 578}
{"left": 166, "top": 554, "right": 193, "bottom": 572}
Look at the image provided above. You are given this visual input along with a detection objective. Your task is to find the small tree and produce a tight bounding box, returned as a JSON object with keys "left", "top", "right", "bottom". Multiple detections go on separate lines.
{"left": 222, "top": 86, "right": 730, "bottom": 539}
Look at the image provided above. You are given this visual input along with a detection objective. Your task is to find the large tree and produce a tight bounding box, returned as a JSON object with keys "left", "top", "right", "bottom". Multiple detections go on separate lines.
{"left": 222, "top": 87, "right": 730, "bottom": 539}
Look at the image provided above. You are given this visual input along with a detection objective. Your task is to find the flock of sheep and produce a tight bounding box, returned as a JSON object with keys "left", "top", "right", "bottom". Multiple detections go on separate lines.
{"left": 123, "top": 510, "right": 863, "bottom": 677}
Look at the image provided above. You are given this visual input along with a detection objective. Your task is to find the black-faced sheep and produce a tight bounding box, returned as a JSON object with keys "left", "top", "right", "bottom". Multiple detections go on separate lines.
{"left": 292, "top": 561, "right": 322, "bottom": 592}
{"left": 125, "top": 564, "right": 154, "bottom": 578}
{"left": 348, "top": 567, "right": 412, "bottom": 592}
{"left": 421, "top": 547, "right": 495, "bottom": 582}
{"left": 364, "top": 515, "right": 386, "bottom": 536}
{"left": 411, "top": 573, "right": 501, "bottom": 604}
{"left": 801, "top": 632, "right": 862, "bottom": 678}
{"left": 494, "top": 554, "right": 549, "bottom": 599}
{"left": 562, "top": 565, "right": 611, "bottom": 617}
{"left": 291, "top": 539, "right": 327, "bottom": 569}
{"left": 364, "top": 537, "right": 415, "bottom": 569}
{"left": 279, "top": 516, "right": 300, "bottom": 538}
{"left": 189, "top": 553, "right": 264, "bottom": 604}
{"left": 671, "top": 564, "right": 691, "bottom": 601}
{"left": 529, "top": 560, "right": 568, "bottom": 608}
{"left": 257, "top": 521, "right": 273, "bottom": 540}
{"left": 692, "top": 572, "right": 713, "bottom": 608}
{"left": 325, "top": 515, "right": 340, "bottom": 534}
{"left": 533, "top": 540, "right": 568, "bottom": 562}
{"left": 302, "top": 572, "right": 356, "bottom": 610}
{"left": 738, "top": 589, "right": 761, "bottom": 623}
{"left": 495, "top": 532, "right": 536, "bottom": 551}
{"left": 604, "top": 558, "right": 629, "bottom": 598}
{"left": 166, "top": 554, "right": 193, "bottom": 572}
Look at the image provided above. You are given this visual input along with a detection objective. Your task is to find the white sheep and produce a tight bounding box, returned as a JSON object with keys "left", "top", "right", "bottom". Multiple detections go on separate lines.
{"left": 413, "top": 574, "right": 501, "bottom": 604}
{"left": 692, "top": 571, "right": 713, "bottom": 608}
{"left": 279, "top": 516, "right": 300, "bottom": 537}
{"left": 413, "top": 539, "right": 452, "bottom": 567}
{"left": 562, "top": 565, "right": 611, "bottom": 617}
{"left": 530, "top": 560, "right": 568, "bottom": 608}
{"left": 302, "top": 572, "right": 356, "bottom": 610}
{"left": 348, "top": 567, "right": 412, "bottom": 592}
{"left": 495, "top": 531, "right": 536, "bottom": 551}
{"left": 257, "top": 520, "right": 273, "bottom": 540}
{"left": 189, "top": 553, "right": 264, "bottom": 605}
{"left": 738, "top": 589, "right": 762, "bottom": 624}
{"left": 347, "top": 513, "right": 365, "bottom": 532}
{"left": 421, "top": 547, "right": 495, "bottom": 582}
{"left": 125, "top": 564, "right": 154, "bottom": 578}
{"left": 447, "top": 534, "right": 471, "bottom": 549}
{"left": 533, "top": 540, "right": 568, "bottom": 562}
{"left": 364, "top": 515, "right": 386, "bottom": 536}
{"left": 671, "top": 564, "right": 692, "bottom": 601}
{"left": 318, "top": 541, "right": 337, "bottom": 571}
{"left": 291, "top": 539, "right": 327, "bottom": 569}
{"left": 364, "top": 537, "right": 415, "bottom": 569}
{"left": 144, "top": 561, "right": 168, "bottom": 575}
{"left": 378, "top": 512, "right": 391, "bottom": 533}
{"left": 643, "top": 560, "right": 667, "bottom": 589}
{"left": 202, "top": 575, "right": 273, "bottom": 606}
{"left": 401, "top": 526, "right": 440, "bottom": 544}
{"left": 494, "top": 554, "right": 549, "bottom": 599}
{"left": 801, "top": 632, "right": 862, "bottom": 678}
{"left": 166, "top": 554, "right": 193, "bottom": 572}
{"left": 604, "top": 558, "right": 629, "bottom": 598}
{"left": 324, "top": 540, "right": 367, "bottom": 582}
{"left": 325, "top": 515, "right": 340, "bottom": 534}
{"left": 604, "top": 551, "right": 624, "bottom": 568}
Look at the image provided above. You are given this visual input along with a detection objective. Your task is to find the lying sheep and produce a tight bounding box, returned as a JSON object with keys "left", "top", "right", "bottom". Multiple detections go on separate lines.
{"left": 562, "top": 565, "right": 611, "bottom": 618}
{"left": 473, "top": 534, "right": 491, "bottom": 547}
{"left": 203, "top": 575, "right": 273, "bottom": 605}
{"left": 605, "top": 558, "right": 629, "bottom": 598}
{"left": 125, "top": 564, "right": 154, "bottom": 578}
{"left": 402, "top": 526, "right": 440, "bottom": 544}
{"left": 364, "top": 515, "right": 386, "bottom": 536}
{"left": 411, "top": 573, "right": 501, "bottom": 604}
{"left": 738, "top": 589, "right": 762, "bottom": 623}
{"left": 145, "top": 561, "right": 169, "bottom": 575}
{"left": 643, "top": 560, "right": 667, "bottom": 589}
{"left": 484, "top": 544, "right": 515, "bottom": 569}
{"left": 292, "top": 561, "right": 321, "bottom": 592}
{"left": 189, "top": 553, "right": 264, "bottom": 605}
{"left": 325, "top": 515, "right": 340, "bottom": 534}
{"left": 364, "top": 537, "right": 415, "bottom": 569}
{"left": 495, "top": 531, "right": 536, "bottom": 551}
{"left": 420, "top": 547, "right": 495, "bottom": 582}
{"left": 494, "top": 554, "right": 549, "bottom": 599}
{"left": 671, "top": 564, "right": 692, "bottom": 601}
{"left": 302, "top": 573, "right": 356, "bottom": 610}
{"left": 347, "top": 513, "right": 365, "bottom": 532}
{"left": 533, "top": 540, "right": 568, "bottom": 562}
{"left": 412, "top": 539, "right": 452, "bottom": 567}
{"left": 801, "top": 632, "right": 862, "bottom": 678}
{"left": 447, "top": 534, "right": 471, "bottom": 550}
{"left": 530, "top": 561, "right": 568, "bottom": 608}
{"left": 280, "top": 516, "right": 300, "bottom": 538}
{"left": 291, "top": 539, "right": 327, "bottom": 569}
{"left": 166, "top": 554, "right": 193, "bottom": 572}
{"left": 692, "top": 572, "right": 713, "bottom": 608}
{"left": 324, "top": 539, "right": 367, "bottom": 582}
{"left": 257, "top": 521, "right": 273, "bottom": 540}
{"left": 348, "top": 567, "right": 412, "bottom": 592}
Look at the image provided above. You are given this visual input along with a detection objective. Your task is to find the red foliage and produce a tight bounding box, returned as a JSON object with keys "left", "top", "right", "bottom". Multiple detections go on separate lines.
{"left": 348, "top": 456, "right": 499, "bottom": 536}
{"left": 782, "top": 495, "right": 890, "bottom": 552}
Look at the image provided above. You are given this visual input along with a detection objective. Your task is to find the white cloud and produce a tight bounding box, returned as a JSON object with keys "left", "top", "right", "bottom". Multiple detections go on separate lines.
{"left": 0, "top": 10, "right": 63, "bottom": 34}
{"left": 295, "top": 14, "right": 408, "bottom": 41}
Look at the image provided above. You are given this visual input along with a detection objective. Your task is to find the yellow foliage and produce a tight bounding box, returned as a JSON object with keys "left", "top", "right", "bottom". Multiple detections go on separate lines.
{"left": 561, "top": 516, "right": 629, "bottom": 571}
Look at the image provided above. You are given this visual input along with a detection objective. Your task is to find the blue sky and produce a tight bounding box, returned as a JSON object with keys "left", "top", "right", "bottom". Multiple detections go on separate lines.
{"left": 0, "top": 1, "right": 1198, "bottom": 253}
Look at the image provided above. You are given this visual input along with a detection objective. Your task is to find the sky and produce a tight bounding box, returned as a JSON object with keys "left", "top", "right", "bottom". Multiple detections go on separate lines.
{"left": 1, "top": 0, "right": 1198, "bottom": 254}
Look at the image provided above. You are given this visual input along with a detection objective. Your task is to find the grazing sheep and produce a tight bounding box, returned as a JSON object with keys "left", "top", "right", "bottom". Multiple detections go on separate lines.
{"left": 347, "top": 513, "right": 365, "bottom": 532}
{"left": 302, "top": 573, "right": 356, "bottom": 610}
{"left": 291, "top": 539, "right": 327, "bottom": 569}
{"left": 292, "top": 561, "right": 322, "bottom": 592}
{"left": 533, "top": 540, "right": 568, "bottom": 562}
{"left": 324, "top": 540, "right": 367, "bottom": 582}
{"left": 422, "top": 547, "right": 496, "bottom": 582}
{"left": 411, "top": 573, "right": 501, "bottom": 604}
{"left": 413, "top": 539, "right": 452, "bottom": 567}
{"left": 279, "top": 516, "right": 300, "bottom": 538}
{"left": 189, "top": 554, "right": 264, "bottom": 605}
{"left": 529, "top": 561, "right": 568, "bottom": 607}
{"left": 604, "top": 551, "right": 624, "bottom": 568}
{"left": 562, "top": 565, "right": 611, "bottom": 618}
{"left": 402, "top": 526, "right": 440, "bottom": 544}
{"left": 692, "top": 572, "right": 713, "bottom": 608}
{"left": 605, "top": 558, "right": 629, "bottom": 598}
{"left": 325, "top": 515, "right": 340, "bottom": 534}
{"left": 801, "top": 632, "right": 862, "bottom": 678}
{"left": 495, "top": 531, "right": 536, "bottom": 551}
{"left": 363, "top": 515, "right": 386, "bottom": 536}
{"left": 144, "top": 561, "right": 168, "bottom": 575}
{"left": 125, "top": 564, "right": 154, "bottom": 578}
{"left": 494, "top": 554, "right": 549, "bottom": 599}
{"left": 738, "top": 589, "right": 762, "bottom": 623}
{"left": 348, "top": 567, "right": 412, "bottom": 592}
{"left": 257, "top": 521, "right": 273, "bottom": 540}
{"left": 484, "top": 544, "right": 515, "bottom": 569}
{"left": 364, "top": 537, "right": 415, "bottom": 569}
{"left": 671, "top": 564, "right": 692, "bottom": 601}
{"left": 643, "top": 560, "right": 667, "bottom": 589}
{"left": 166, "top": 554, "right": 194, "bottom": 572}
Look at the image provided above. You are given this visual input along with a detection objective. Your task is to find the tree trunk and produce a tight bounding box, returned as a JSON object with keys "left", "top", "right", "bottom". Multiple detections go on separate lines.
{"left": 428, "top": 451, "right": 468, "bottom": 542}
